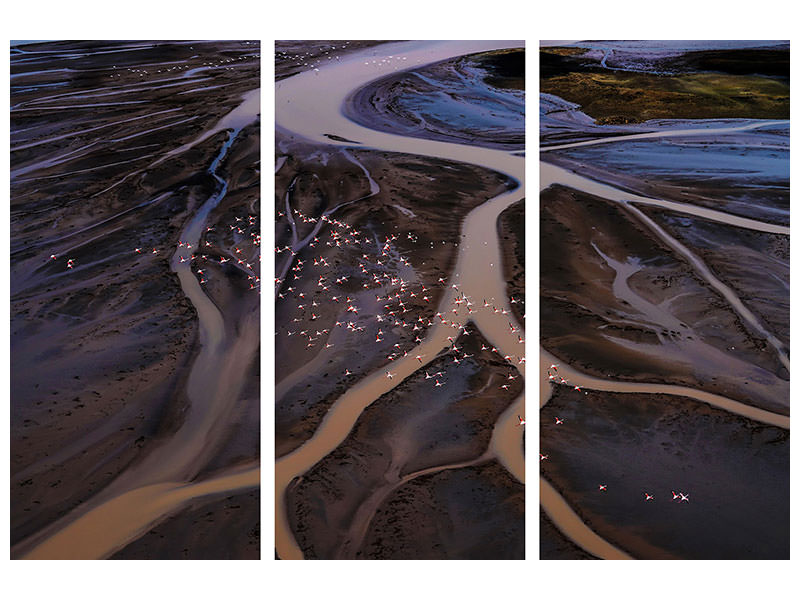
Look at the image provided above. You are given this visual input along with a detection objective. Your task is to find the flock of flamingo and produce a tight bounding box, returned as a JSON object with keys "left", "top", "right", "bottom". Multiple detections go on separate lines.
{"left": 540, "top": 364, "right": 690, "bottom": 504}
{"left": 50, "top": 213, "right": 261, "bottom": 290}
{"left": 276, "top": 207, "right": 525, "bottom": 386}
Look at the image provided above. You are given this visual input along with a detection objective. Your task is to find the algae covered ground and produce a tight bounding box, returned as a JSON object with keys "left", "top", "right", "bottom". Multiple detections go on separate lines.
{"left": 541, "top": 46, "right": 789, "bottom": 124}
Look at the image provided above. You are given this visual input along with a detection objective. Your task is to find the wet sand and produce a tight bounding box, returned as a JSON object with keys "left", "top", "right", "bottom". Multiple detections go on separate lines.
{"left": 540, "top": 508, "right": 598, "bottom": 560}
{"left": 287, "top": 329, "right": 522, "bottom": 558}
{"left": 539, "top": 43, "right": 788, "bottom": 559}
{"left": 275, "top": 40, "right": 525, "bottom": 559}
{"left": 275, "top": 138, "right": 513, "bottom": 457}
{"left": 638, "top": 206, "right": 789, "bottom": 348}
{"left": 498, "top": 200, "right": 526, "bottom": 325}
{"left": 540, "top": 184, "right": 787, "bottom": 414}
{"left": 11, "top": 40, "right": 260, "bottom": 559}
{"left": 110, "top": 489, "right": 259, "bottom": 559}
{"left": 541, "top": 386, "right": 788, "bottom": 559}
{"left": 345, "top": 49, "right": 524, "bottom": 150}
{"left": 359, "top": 461, "right": 523, "bottom": 560}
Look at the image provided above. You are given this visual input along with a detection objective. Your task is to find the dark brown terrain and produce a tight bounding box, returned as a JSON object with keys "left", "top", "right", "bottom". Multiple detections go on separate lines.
{"left": 540, "top": 40, "right": 789, "bottom": 560}
{"left": 275, "top": 40, "right": 525, "bottom": 560}
{"left": 11, "top": 40, "right": 260, "bottom": 559}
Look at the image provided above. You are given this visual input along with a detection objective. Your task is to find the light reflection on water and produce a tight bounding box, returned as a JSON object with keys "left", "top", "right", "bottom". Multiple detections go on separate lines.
{"left": 559, "top": 135, "right": 789, "bottom": 183}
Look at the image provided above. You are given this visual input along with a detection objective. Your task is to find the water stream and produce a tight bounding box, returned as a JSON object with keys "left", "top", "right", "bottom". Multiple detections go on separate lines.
{"left": 275, "top": 40, "right": 525, "bottom": 559}
{"left": 17, "top": 89, "right": 261, "bottom": 559}
{"left": 539, "top": 120, "right": 790, "bottom": 558}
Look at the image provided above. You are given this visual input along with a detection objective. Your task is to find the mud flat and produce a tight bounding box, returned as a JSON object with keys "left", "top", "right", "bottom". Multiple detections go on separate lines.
{"left": 275, "top": 40, "right": 525, "bottom": 560}
{"left": 275, "top": 138, "right": 514, "bottom": 457}
{"left": 109, "top": 489, "right": 259, "bottom": 559}
{"left": 498, "top": 199, "right": 525, "bottom": 325}
{"left": 540, "top": 509, "right": 597, "bottom": 560}
{"left": 359, "top": 461, "right": 523, "bottom": 559}
{"left": 345, "top": 49, "right": 524, "bottom": 150}
{"left": 11, "top": 40, "right": 260, "bottom": 559}
{"left": 539, "top": 40, "right": 788, "bottom": 562}
{"left": 540, "top": 183, "right": 787, "bottom": 414}
{"left": 543, "top": 122, "right": 788, "bottom": 226}
{"left": 540, "top": 386, "right": 788, "bottom": 559}
{"left": 286, "top": 329, "right": 521, "bottom": 559}
{"left": 638, "top": 206, "right": 789, "bottom": 348}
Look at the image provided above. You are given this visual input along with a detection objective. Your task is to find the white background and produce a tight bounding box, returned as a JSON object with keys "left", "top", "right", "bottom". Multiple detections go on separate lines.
{"left": 1, "top": 1, "right": 796, "bottom": 598}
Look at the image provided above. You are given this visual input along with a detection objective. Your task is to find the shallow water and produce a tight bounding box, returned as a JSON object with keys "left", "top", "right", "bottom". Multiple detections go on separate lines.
{"left": 12, "top": 45, "right": 261, "bottom": 558}
{"left": 558, "top": 136, "right": 789, "bottom": 184}
{"left": 540, "top": 85, "right": 790, "bottom": 557}
{"left": 275, "top": 40, "right": 525, "bottom": 559}
{"left": 22, "top": 465, "right": 259, "bottom": 559}
{"left": 347, "top": 55, "right": 524, "bottom": 149}
{"left": 540, "top": 161, "right": 788, "bottom": 235}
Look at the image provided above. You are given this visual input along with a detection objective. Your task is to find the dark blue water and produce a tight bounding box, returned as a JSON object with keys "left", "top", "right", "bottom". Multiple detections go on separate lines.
{"left": 394, "top": 65, "right": 524, "bottom": 137}
{"left": 558, "top": 126, "right": 789, "bottom": 185}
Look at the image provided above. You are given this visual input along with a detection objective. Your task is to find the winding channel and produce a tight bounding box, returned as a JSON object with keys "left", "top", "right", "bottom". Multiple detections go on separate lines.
{"left": 17, "top": 89, "right": 261, "bottom": 559}
{"left": 275, "top": 41, "right": 525, "bottom": 559}
{"left": 539, "top": 123, "right": 789, "bottom": 557}
{"left": 541, "top": 120, "right": 786, "bottom": 154}
{"left": 281, "top": 44, "right": 790, "bottom": 560}
{"left": 540, "top": 124, "right": 790, "bottom": 374}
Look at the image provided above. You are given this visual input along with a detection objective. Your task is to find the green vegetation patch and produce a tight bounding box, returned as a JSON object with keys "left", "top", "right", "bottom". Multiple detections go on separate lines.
{"left": 541, "top": 71, "right": 789, "bottom": 124}
{"left": 539, "top": 46, "right": 589, "bottom": 57}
